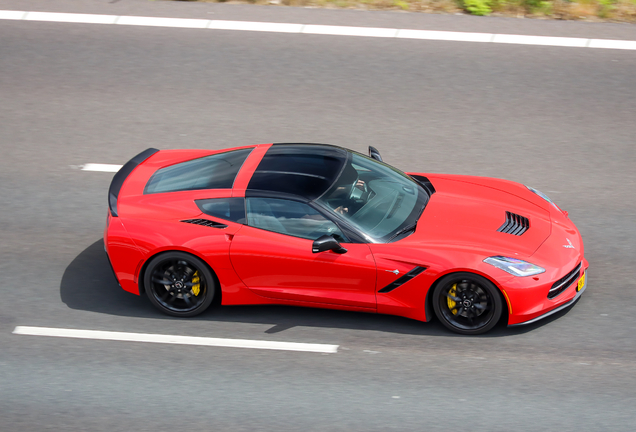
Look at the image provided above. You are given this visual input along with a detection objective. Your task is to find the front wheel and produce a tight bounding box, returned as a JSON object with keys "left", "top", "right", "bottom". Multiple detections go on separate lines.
{"left": 432, "top": 273, "right": 503, "bottom": 335}
{"left": 144, "top": 252, "right": 216, "bottom": 318}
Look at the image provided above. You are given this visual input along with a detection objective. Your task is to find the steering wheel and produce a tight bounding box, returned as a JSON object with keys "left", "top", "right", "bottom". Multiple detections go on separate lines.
{"left": 348, "top": 177, "right": 367, "bottom": 201}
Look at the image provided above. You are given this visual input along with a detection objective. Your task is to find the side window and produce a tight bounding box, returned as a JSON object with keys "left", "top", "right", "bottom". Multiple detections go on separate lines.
{"left": 246, "top": 197, "right": 347, "bottom": 242}
{"left": 196, "top": 198, "right": 246, "bottom": 224}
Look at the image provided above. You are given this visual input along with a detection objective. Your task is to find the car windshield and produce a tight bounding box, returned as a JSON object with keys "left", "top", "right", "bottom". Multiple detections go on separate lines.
{"left": 316, "top": 153, "right": 428, "bottom": 243}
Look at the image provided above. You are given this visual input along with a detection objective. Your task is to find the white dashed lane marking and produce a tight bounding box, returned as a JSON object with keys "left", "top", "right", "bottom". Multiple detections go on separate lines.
{"left": 13, "top": 326, "right": 339, "bottom": 353}
{"left": 81, "top": 163, "right": 122, "bottom": 172}
{"left": 2, "top": 10, "right": 635, "bottom": 51}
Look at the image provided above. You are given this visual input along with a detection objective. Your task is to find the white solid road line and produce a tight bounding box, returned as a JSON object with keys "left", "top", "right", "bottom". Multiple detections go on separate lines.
{"left": 2, "top": 10, "right": 635, "bottom": 51}
{"left": 13, "top": 326, "right": 340, "bottom": 353}
{"left": 491, "top": 34, "right": 588, "bottom": 47}
{"left": 397, "top": 29, "right": 492, "bottom": 43}
{"left": 81, "top": 163, "right": 122, "bottom": 172}
{"left": 24, "top": 11, "right": 117, "bottom": 24}
{"left": 208, "top": 20, "right": 303, "bottom": 33}
{"left": 303, "top": 24, "right": 398, "bottom": 38}
{"left": 117, "top": 15, "right": 208, "bottom": 28}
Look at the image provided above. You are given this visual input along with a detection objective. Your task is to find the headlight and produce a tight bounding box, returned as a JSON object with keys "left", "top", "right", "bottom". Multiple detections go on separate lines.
{"left": 526, "top": 186, "right": 561, "bottom": 211}
{"left": 484, "top": 256, "right": 545, "bottom": 277}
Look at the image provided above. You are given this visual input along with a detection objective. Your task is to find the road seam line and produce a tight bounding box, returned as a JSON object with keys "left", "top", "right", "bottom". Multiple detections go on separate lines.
{"left": 2, "top": 10, "right": 635, "bottom": 50}
{"left": 13, "top": 326, "right": 339, "bottom": 353}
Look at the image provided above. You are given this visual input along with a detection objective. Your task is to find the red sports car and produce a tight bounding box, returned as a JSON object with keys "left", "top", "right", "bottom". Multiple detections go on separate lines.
{"left": 104, "top": 143, "right": 587, "bottom": 335}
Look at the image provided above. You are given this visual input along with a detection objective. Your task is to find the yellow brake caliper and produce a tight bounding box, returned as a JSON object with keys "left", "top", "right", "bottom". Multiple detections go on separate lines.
{"left": 447, "top": 283, "right": 458, "bottom": 315}
{"left": 191, "top": 271, "right": 200, "bottom": 296}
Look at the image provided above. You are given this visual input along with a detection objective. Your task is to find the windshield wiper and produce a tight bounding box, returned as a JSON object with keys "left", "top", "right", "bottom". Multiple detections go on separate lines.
{"left": 386, "top": 204, "right": 426, "bottom": 242}
{"left": 387, "top": 223, "right": 417, "bottom": 242}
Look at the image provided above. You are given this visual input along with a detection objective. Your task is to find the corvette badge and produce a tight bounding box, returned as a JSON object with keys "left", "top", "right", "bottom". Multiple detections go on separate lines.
{"left": 563, "top": 238, "right": 574, "bottom": 249}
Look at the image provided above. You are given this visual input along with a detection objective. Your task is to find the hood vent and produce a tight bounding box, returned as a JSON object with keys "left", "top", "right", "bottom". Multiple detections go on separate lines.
{"left": 181, "top": 219, "right": 227, "bottom": 229}
{"left": 497, "top": 212, "right": 529, "bottom": 236}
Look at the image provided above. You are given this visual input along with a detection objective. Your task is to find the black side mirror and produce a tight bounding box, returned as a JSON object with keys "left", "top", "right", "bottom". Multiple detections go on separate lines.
{"left": 312, "top": 235, "right": 347, "bottom": 254}
{"left": 369, "top": 146, "right": 383, "bottom": 162}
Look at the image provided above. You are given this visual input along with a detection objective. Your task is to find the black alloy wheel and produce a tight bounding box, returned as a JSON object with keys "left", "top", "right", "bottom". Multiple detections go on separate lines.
{"left": 432, "top": 272, "right": 503, "bottom": 335}
{"left": 144, "top": 252, "right": 215, "bottom": 317}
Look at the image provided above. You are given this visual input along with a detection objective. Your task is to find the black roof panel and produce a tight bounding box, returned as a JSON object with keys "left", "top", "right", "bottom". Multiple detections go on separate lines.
{"left": 247, "top": 144, "right": 347, "bottom": 200}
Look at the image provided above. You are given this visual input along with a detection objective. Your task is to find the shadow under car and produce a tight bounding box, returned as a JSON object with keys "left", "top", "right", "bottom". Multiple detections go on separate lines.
{"left": 60, "top": 239, "right": 574, "bottom": 337}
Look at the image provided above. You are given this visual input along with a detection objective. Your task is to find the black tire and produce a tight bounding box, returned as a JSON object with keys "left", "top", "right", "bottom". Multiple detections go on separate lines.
{"left": 144, "top": 251, "right": 215, "bottom": 318}
{"left": 432, "top": 272, "right": 503, "bottom": 335}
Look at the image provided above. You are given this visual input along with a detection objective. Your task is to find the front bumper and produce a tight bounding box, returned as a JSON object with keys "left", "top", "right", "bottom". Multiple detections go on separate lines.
{"left": 509, "top": 269, "right": 587, "bottom": 327}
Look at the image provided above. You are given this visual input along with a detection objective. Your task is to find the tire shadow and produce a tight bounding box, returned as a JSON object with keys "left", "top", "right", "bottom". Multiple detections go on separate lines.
{"left": 60, "top": 239, "right": 575, "bottom": 337}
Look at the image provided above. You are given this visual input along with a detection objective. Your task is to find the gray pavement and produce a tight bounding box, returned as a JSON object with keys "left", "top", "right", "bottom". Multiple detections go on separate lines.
{"left": 1, "top": 2, "right": 635, "bottom": 431}
{"left": 2, "top": 0, "right": 636, "bottom": 39}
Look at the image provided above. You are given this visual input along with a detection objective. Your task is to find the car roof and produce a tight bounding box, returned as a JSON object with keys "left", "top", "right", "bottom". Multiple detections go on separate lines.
{"left": 116, "top": 143, "right": 353, "bottom": 206}
{"left": 245, "top": 143, "right": 349, "bottom": 201}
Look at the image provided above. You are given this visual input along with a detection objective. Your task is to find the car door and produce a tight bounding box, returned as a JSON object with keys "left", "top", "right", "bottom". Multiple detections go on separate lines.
{"left": 229, "top": 197, "right": 377, "bottom": 309}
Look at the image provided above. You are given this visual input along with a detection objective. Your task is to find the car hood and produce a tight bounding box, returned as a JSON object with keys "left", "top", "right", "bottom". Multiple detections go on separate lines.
{"left": 404, "top": 174, "right": 552, "bottom": 258}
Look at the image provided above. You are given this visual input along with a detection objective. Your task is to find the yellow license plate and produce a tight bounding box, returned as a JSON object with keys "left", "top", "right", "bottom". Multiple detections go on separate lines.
{"left": 577, "top": 272, "right": 586, "bottom": 292}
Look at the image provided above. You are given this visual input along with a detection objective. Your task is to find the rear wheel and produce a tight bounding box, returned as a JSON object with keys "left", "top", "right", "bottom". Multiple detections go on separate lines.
{"left": 432, "top": 273, "right": 503, "bottom": 335}
{"left": 144, "top": 252, "right": 215, "bottom": 317}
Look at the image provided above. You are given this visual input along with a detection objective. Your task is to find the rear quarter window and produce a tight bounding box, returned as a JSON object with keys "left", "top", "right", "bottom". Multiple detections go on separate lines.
{"left": 144, "top": 148, "right": 252, "bottom": 194}
{"left": 196, "top": 198, "right": 246, "bottom": 224}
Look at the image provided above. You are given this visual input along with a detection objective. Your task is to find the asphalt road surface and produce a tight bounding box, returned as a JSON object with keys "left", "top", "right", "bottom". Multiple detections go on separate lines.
{"left": 1, "top": 1, "right": 635, "bottom": 431}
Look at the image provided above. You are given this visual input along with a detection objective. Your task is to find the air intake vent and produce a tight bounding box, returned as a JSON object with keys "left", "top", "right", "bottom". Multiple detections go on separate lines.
{"left": 410, "top": 175, "right": 436, "bottom": 195}
{"left": 548, "top": 262, "right": 582, "bottom": 299}
{"left": 181, "top": 219, "right": 227, "bottom": 229}
{"left": 497, "top": 212, "right": 529, "bottom": 236}
{"left": 378, "top": 266, "right": 427, "bottom": 293}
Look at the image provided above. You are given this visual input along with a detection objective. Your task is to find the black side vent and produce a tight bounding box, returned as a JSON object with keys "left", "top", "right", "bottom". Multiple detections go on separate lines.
{"left": 378, "top": 266, "right": 427, "bottom": 293}
{"left": 181, "top": 219, "right": 228, "bottom": 229}
{"left": 497, "top": 211, "right": 529, "bottom": 236}
{"left": 548, "top": 262, "right": 582, "bottom": 299}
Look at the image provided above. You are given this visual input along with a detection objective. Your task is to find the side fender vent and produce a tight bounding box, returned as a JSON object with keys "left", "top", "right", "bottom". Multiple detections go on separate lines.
{"left": 497, "top": 211, "right": 529, "bottom": 236}
{"left": 378, "top": 266, "right": 427, "bottom": 293}
{"left": 181, "top": 219, "right": 228, "bottom": 229}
